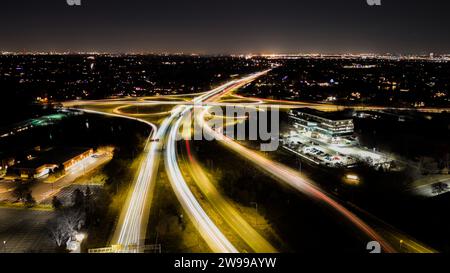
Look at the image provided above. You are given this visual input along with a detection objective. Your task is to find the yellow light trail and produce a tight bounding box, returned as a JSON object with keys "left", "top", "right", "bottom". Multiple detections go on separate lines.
{"left": 196, "top": 80, "right": 400, "bottom": 253}
{"left": 183, "top": 138, "right": 277, "bottom": 253}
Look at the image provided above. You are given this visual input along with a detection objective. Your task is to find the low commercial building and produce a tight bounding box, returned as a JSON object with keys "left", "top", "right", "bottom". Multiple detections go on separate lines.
{"left": 1, "top": 155, "right": 13, "bottom": 169}
{"left": 14, "top": 163, "right": 58, "bottom": 179}
{"left": 288, "top": 108, "right": 355, "bottom": 143}
{"left": 11, "top": 147, "right": 93, "bottom": 179}
{"left": 59, "top": 148, "right": 94, "bottom": 170}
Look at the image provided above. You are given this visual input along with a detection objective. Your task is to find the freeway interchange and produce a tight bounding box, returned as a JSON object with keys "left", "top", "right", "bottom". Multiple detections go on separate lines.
{"left": 62, "top": 71, "right": 441, "bottom": 253}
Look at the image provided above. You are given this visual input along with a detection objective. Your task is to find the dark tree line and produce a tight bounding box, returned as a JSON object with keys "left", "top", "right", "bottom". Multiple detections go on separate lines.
{"left": 48, "top": 186, "right": 110, "bottom": 251}
{"left": 13, "top": 182, "right": 36, "bottom": 207}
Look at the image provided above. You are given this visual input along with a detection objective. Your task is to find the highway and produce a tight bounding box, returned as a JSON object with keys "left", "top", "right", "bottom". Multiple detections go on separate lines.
{"left": 165, "top": 105, "right": 238, "bottom": 253}
{"left": 62, "top": 74, "right": 267, "bottom": 253}
{"left": 196, "top": 84, "right": 399, "bottom": 253}
{"left": 63, "top": 108, "right": 160, "bottom": 252}
{"left": 60, "top": 69, "right": 446, "bottom": 253}
{"left": 164, "top": 84, "right": 238, "bottom": 253}
{"left": 183, "top": 139, "right": 277, "bottom": 253}
{"left": 64, "top": 95, "right": 450, "bottom": 114}
{"left": 164, "top": 72, "right": 271, "bottom": 253}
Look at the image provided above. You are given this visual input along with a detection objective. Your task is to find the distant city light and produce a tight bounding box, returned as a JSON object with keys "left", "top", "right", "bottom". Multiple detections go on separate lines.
{"left": 346, "top": 174, "right": 359, "bottom": 181}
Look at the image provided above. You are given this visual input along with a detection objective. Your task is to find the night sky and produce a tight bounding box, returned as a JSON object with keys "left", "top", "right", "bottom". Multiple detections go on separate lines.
{"left": 1, "top": 0, "right": 450, "bottom": 54}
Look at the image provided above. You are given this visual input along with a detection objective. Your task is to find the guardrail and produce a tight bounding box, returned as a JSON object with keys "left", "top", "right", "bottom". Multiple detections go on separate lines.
{"left": 88, "top": 244, "right": 162, "bottom": 253}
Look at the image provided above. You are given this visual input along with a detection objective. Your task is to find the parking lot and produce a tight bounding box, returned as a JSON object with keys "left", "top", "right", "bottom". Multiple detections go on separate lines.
{"left": 0, "top": 208, "right": 56, "bottom": 253}
{"left": 0, "top": 150, "right": 111, "bottom": 203}
{"left": 282, "top": 129, "right": 395, "bottom": 169}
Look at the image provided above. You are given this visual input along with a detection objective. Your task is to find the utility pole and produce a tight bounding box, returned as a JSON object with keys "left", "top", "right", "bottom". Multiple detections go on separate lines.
{"left": 446, "top": 153, "right": 449, "bottom": 173}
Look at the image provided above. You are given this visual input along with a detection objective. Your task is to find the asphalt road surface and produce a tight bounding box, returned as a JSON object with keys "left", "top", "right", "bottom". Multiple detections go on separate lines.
{"left": 0, "top": 208, "right": 55, "bottom": 253}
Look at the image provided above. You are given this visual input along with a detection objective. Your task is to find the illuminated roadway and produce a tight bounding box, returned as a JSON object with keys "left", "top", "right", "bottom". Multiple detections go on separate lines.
{"left": 62, "top": 108, "right": 160, "bottom": 252}
{"left": 61, "top": 69, "right": 447, "bottom": 253}
{"left": 194, "top": 80, "right": 446, "bottom": 253}
{"left": 183, "top": 139, "right": 277, "bottom": 253}
{"left": 65, "top": 91, "right": 450, "bottom": 114}
{"left": 196, "top": 83, "right": 401, "bottom": 252}
{"left": 163, "top": 72, "right": 270, "bottom": 253}
{"left": 63, "top": 74, "right": 268, "bottom": 253}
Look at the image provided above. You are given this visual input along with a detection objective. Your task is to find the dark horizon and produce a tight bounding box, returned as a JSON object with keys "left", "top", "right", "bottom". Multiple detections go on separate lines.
{"left": 1, "top": 0, "right": 450, "bottom": 55}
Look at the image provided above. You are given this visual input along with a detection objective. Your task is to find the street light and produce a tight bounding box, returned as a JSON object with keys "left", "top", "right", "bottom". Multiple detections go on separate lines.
{"left": 75, "top": 233, "right": 85, "bottom": 242}
{"left": 346, "top": 174, "right": 359, "bottom": 181}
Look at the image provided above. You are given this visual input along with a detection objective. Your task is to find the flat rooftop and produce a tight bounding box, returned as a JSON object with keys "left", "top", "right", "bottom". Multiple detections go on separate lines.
{"left": 290, "top": 108, "right": 353, "bottom": 121}
{"left": 13, "top": 147, "right": 92, "bottom": 170}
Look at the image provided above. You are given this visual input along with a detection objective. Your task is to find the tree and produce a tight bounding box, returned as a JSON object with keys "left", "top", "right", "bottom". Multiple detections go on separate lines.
{"left": 85, "top": 186, "right": 92, "bottom": 198}
{"left": 48, "top": 208, "right": 86, "bottom": 248}
{"left": 72, "top": 189, "right": 85, "bottom": 208}
{"left": 13, "top": 182, "right": 31, "bottom": 202}
{"left": 61, "top": 208, "right": 86, "bottom": 232}
{"left": 53, "top": 164, "right": 65, "bottom": 178}
{"left": 24, "top": 192, "right": 36, "bottom": 207}
{"left": 52, "top": 196, "right": 63, "bottom": 210}
{"left": 48, "top": 219, "right": 68, "bottom": 248}
{"left": 84, "top": 186, "right": 93, "bottom": 225}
